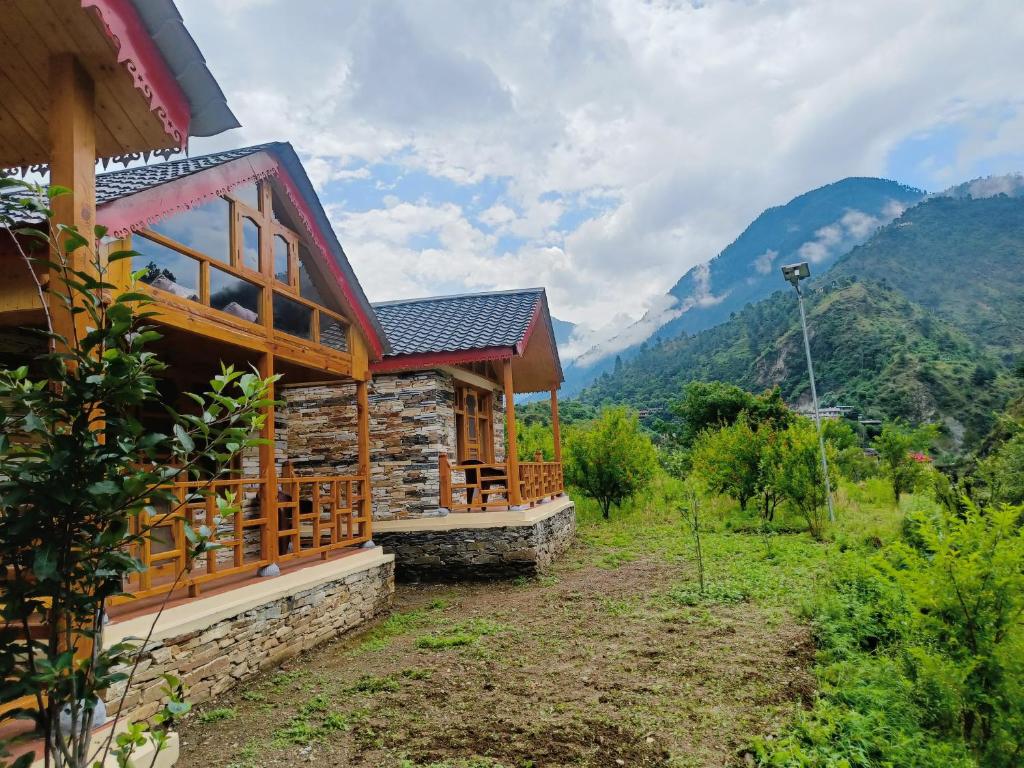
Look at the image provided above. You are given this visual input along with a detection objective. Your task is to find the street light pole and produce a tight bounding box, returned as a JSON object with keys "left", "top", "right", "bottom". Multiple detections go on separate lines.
{"left": 782, "top": 263, "right": 835, "bottom": 523}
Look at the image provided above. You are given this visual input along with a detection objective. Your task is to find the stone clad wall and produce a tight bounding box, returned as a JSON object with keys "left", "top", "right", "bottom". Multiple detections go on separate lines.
{"left": 105, "top": 556, "right": 394, "bottom": 723}
{"left": 375, "top": 501, "right": 576, "bottom": 581}
{"left": 282, "top": 370, "right": 506, "bottom": 521}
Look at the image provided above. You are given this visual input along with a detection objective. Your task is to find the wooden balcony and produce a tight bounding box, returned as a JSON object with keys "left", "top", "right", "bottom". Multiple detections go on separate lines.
{"left": 116, "top": 466, "right": 371, "bottom": 605}
{"left": 439, "top": 452, "right": 564, "bottom": 513}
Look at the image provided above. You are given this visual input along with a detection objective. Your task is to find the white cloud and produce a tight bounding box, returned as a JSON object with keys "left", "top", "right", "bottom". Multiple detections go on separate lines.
{"left": 753, "top": 248, "right": 779, "bottom": 275}
{"left": 795, "top": 203, "right": 906, "bottom": 264}
{"left": 178, "top": 0, "right": 1024, "bottom": 328}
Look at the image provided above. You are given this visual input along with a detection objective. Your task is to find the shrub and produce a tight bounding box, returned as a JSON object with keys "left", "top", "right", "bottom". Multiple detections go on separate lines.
{"left": 891, "top": 502, "right": 1024, "bottom": 763}
{"left": 873, "top": 422, "right": 937, "bottom": 504}
{"left": 0, "top": 184, "right": 273, "bottom": 767}
{"left": 762, "top": 420, "right": 837, "bottom": 539}
{"left": 691, "top": 417, "right": 764, "bottom": 512}
{"left": 564, "top": 406, "right": 658, "bottom": 519}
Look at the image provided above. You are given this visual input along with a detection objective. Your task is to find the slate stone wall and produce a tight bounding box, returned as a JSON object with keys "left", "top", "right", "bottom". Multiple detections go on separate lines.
{"left": 282, "top": 371, "right": 506, "bottom": 521}
{"left": 376, "top": 501, "right": 576, "bottom": 581}
{"left": 105, "top": 557, "right": 394, "bottom": 723}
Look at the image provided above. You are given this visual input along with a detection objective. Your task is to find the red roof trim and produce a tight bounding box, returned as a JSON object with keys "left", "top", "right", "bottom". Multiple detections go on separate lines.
{"left": 83, "top": 0, "right": 191, "bottom": 149}
{"left": 96, "top": 150, "right": 384, "bottom": 360}
{"left": 272, "top": 169, "right": 384, "bottom": 360}
{"left": 371, "top": 347, "right": 513, "bottom": 374}
{"left": 99, "top": 153, "right": 279, "bottom": 237}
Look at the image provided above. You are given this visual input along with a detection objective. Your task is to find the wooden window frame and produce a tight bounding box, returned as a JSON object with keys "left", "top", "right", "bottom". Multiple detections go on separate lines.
{"left": 133, "top": 179, "right": 356, "bottom": 354}
{"left": 454, "top": 383, "right": 495, "bottom": 463}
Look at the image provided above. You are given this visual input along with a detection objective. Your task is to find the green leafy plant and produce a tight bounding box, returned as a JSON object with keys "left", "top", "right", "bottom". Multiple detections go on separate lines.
{"left": 762, "top": 420, "right": 838, "bottom": 539}
{"left": 0, "top": 183, "right": 274, "bottom": 767}
{"left": 873, "top": 422, "right": 937, "bottom": 504}
{"left": 691, "top": 417, "right": 766, "bottom": 513}
{"left": 563, "top": 406, "right": 658, "bottom": 519}
{"left": 893, "top": 502, "right": 1024, "bottom": 762}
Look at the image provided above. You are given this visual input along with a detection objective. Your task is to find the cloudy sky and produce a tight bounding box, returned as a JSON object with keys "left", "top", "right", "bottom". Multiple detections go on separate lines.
{"left": 181, "top": 0, "right": 1024, "bottom": 343}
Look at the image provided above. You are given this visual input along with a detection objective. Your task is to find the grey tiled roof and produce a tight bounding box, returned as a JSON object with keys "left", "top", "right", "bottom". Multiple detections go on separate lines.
{"left": 0, "top": 145, "right": 273, "bottom": 219}
{"left": 96, "top": 145, "right": 272, "bottom": 204}
{"left": 373, "top": 289, "right": 544, "bottom": 357}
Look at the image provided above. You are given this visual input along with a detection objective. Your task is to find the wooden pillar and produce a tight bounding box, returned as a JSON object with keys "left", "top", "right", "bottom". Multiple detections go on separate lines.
{"left": 258, "top": 352, "right": 279, "bottom": 565}
{"left": 551, "top": 387, "right": 564, "bottom": 495}
{"left": 48, "top": 54, "right": 96, "bottom": 352}
{"left": 356, "top": 377, "right": 372, "bottom": 538}
{"left": 503, "top": 358, "right": 523, "bottom": 507}
{"left": 49, "top": 55, "right": 99, "bottom": 664}
{"left": 550, "top": 388, "right": 562, "bottom": 464}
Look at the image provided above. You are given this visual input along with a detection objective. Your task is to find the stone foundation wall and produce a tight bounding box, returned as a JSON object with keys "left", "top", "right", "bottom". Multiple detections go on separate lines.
{"left": 105, "top": 555, "right": 395, "bottom": 723}
{"left": 282, "top": 371, "right": 506, "bottom": 521}
{"left": 376, "top": 501, "right": 576, "bottom": 581}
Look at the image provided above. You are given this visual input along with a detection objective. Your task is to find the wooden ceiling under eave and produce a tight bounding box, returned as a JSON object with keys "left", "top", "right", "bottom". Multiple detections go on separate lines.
{"left": 0, "top": 0, "right": 183, "bottom": 168}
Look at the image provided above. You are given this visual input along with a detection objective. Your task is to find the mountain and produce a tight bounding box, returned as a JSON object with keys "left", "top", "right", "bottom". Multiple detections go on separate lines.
{"left": 560, "top": 177, "right": 926, "bottom": 395}
{"left": 550, "top": 317, "right": 576, "bottom": 349}
{"left": 578, "top": 190, "right": 1024, "bottom": 450}
{"left": 828, "top": 193, "right": 1024, "bottom": 362}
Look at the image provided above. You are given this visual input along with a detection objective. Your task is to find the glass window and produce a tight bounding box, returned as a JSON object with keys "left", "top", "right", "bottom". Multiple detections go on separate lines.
{"left": 210, "top": 267, "right": 260, "bottom": 322}
{"left": 241, "top": 217, "right": 261, "bottom": 272}
{"left": 231, "top": 181, "right": 261, "bottom": 210}
{"left": 136, "top": 236, "right": 199, "bottom": 301}
{"left": 319, "top": 315, "right": 348, "bottom": 352}
{"left": 274, "top": 235, "right": 290, "bottom": 283}
{"left": 273, "top": 293, "right": 313, "bottom": 339}
{"left": 270, "top": 185, "right": 289, "bottom": 223}
{"left": 297, "top": 245, "right": 325, "bottom": 305}
{"left": 148, "top": 198, "right": 230, "bottom": 264}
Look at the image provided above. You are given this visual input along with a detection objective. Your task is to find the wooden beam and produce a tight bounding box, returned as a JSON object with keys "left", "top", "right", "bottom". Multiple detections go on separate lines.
{"left": 550, "top": 388, "right": 562, "bottom": 464}
{"left": 48, "top": 53, "right": 96, "bottom": 352}
{"left": 441, "top": 365, "right": 501, "bottom": 393}
{"left": 503, "top": 358, "right": 523, "bottom": 507}
{"left": 257, "top": 352, "right": 279, "bottom": 565}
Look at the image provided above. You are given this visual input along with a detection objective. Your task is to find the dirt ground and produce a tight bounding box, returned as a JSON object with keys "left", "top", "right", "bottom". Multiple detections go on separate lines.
{"left": 177, "top": 545, "right": 815, "bottom": 768}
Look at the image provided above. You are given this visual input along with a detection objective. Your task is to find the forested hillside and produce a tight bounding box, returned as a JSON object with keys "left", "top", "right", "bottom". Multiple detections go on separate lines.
{"left": 577, "top": 191, "right": 1024, "bottom": 450}
{"left": 580, "top": 278, "right": 1018, "bottom": 449}
{"left": 829, "top": 194, "right": 1024, "bottom": 361}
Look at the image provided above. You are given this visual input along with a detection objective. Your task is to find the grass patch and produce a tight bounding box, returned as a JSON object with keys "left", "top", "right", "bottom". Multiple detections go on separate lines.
{"left": 415, "top": 618, "right": 507, "bottom": 650}
{"left": 400, "top": 668, "right": 433, "bottom": 680}
{"left": 355, "top": 598, "right": 452, "bottom": 652}
{"left": 271, "top": 716, "right": 320, "bottom": 747}
{"left": 667, "top": 582, "right": 748, "bottom": 606}
{"left": 349, "top": 674, "right": 401, "bottom": 693}
{"left": 197, "top": 707, "right": 236, "bottom": 723}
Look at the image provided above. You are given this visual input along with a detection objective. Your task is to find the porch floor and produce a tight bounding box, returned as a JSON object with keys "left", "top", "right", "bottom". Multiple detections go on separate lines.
{"left": 374, "top": 495, "right": 573, "bottom": 532}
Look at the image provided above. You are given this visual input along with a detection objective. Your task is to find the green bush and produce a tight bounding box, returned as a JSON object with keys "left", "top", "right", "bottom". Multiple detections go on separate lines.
{"left": 756, "top": 500, "right": 1024, "bottom": 766}
{"left": 564, "top": 406, "right": 658, "bottom": 519}
{"left": 762, "top": 420, "right": 838, "bottom": 539}
{"left": 810, "top": 553, "right": 909, "bottom": 660}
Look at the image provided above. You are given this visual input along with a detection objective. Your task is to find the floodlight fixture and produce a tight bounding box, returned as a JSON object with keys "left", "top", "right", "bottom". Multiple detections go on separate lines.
{"left": 781, "top": 261, "right": 811, "bottom": 287}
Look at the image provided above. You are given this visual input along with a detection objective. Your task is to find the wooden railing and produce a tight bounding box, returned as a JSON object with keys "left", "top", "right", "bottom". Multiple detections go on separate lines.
{"left": 439, "top": 453, "right": 564, "bottom": 512}
{"left": 275, "top": 464, "right": 371, "bottom": 561}
{"left": 519, "top": 451, "right": 565, "bottom": 505}
{"left": 116, "top": 468, "right": 370, "bottom": 604}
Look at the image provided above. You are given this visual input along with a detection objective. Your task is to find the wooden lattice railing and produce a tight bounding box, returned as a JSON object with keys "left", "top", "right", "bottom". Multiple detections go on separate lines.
{"left": 116, "top": 468, "right": 370, "bottom": 604}
{"left": 519, "top": 452, "right": 564, "bottom": 505}
{"left": 275, "top": 464, "right": 371, "bottom": 561}
{"left": 439, "top": 453, "right": 564, "bottom": 512}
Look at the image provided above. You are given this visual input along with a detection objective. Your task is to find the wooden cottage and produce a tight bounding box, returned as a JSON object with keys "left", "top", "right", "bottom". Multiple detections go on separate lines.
{"left": 281, "top": 289, "right": 577, "bottom": 580}
{"left": 0, "top": 2, "right": 396, "bottom": 739}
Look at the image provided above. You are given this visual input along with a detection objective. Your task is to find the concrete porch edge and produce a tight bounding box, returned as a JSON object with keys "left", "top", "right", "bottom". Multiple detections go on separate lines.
{"left": 373, "top": 496, "right": 574, "bottom": 532}
{"left": 106, "top": 547, "right": 394, "bottom": 646}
